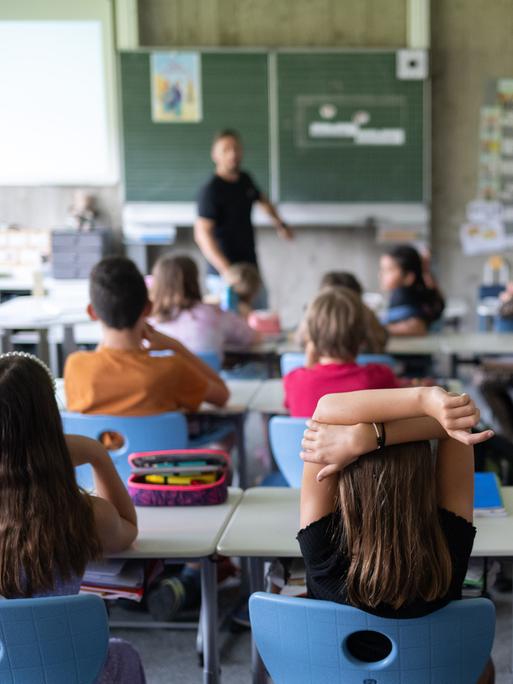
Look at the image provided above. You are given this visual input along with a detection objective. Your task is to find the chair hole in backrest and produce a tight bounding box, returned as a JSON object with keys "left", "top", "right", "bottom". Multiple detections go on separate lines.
{"left": 344, "top": 630, "right": 393, "bottom": 663}
{"left": 99, "top": 431, "right": 125, "bottom": 452}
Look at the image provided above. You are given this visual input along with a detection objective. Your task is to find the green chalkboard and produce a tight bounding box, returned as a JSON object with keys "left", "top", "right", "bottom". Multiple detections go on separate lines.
{"left": 277, "top": 52, "right": 426, "bottom": 202}
{"left": 120, "top": 51, "right": 269, "bottom": 202}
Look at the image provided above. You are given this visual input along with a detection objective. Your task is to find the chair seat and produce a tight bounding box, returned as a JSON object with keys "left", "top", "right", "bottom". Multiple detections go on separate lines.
{"left": 0, "top": 594, "right": 108, "bottom": 684}
{"left": 249, "top": 592, "right": 495, "bottom": 684}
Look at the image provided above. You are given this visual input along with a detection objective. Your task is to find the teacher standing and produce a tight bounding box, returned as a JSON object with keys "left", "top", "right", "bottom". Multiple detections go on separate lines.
{"left": 194, "top": 129, "right": 293, "bottom": 307}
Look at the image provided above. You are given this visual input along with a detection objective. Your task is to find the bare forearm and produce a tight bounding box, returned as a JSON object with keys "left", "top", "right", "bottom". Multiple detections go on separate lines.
{"left": 259, "top": 199, "right": 282, "bottom": 225}
{"left": 193, "top": 222, "right": 230, "bottom": 274}
{"left": 387, "top": 318, "right": 427, "bottom": 336}
{"left": 313, "top": 387, "right": 428, "bottom": 425}
{"left": 385, "top": 416, "right": 447, "bottom": 445}
{"left": 91, "top": 452, "right": 137, "bottom": 526}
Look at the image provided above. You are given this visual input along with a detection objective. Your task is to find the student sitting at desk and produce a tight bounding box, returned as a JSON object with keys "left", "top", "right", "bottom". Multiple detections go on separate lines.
{"left": 295, "top": 270, "right": 387, "bottom": 353}
{"left": 65, "top": 256, "right": 229, "bottom": 417}
{"left": 298, "top": 386, "right": 495, "bottom": 684}
{"left": 149, "top": 253, "right": 258, "bottom": 354}
{"left": 380, "top": 244, "right": 445, "bottom": 336}
{"left": 64, "top": 257, "right": 232, "bottom": 621}
{"left": 284, "top": 286, "right": 398, "bottom": 417}
{"left": 223, "top": 262, "right": 263, "bottom": 319}
{"left": 0, "top": 352, "right": 146, "bottom": 683}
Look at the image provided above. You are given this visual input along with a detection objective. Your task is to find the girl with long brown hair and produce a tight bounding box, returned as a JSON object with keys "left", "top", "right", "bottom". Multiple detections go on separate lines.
{"left": 0, "top": 352, "right": 145, "bottom": 683}
{"left": 149, "top": 253, "right": 258, "bottom": 355}
{"left": 298, "top": 386, "right": 495, "bottom": 683}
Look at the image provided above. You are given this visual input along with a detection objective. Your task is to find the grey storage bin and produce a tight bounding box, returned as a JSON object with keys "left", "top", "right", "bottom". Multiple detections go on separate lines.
{"left": 51, "top": 229, "right": 112, "bottom": 279}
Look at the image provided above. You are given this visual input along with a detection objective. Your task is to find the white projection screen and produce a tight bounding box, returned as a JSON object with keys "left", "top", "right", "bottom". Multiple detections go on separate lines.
{"left": 0, "top": 20, "right": 118, "bottom": 184}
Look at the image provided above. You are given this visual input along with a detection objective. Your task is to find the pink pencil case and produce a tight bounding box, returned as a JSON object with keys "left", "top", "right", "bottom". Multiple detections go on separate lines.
{"left": 127, "top": 449, "right": 230, "bottom": 507}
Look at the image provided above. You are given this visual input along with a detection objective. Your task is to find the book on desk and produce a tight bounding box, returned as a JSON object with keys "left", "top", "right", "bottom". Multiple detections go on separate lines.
{"left": 474, "top": 472, "right": 507, "bottom": 517}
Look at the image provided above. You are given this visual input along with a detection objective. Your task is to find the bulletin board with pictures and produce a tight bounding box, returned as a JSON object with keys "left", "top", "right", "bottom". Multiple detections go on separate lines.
{"left": 460, "top": 79, "right": 513, "bottom": 255}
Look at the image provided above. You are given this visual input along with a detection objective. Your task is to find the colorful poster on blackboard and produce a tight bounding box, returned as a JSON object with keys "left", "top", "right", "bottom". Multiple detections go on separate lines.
{"left": 150, "top": 52, "right": 202, "bottom": 123}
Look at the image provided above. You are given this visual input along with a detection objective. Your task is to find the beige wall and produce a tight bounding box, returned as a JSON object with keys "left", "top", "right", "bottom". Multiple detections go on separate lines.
{"left": 2, "top": 1, "right": 513, "bottom": 326}
{"left": 138, "top": 0, "right": 406, "bottom": 47}
{"left": 431, "top": 0, "right": 513, "bottom": 306}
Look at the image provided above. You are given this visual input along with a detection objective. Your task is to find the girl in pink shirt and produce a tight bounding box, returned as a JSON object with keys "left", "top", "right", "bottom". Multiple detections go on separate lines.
{"left": 284, "top": 286, "right": 398, "bottom": 417}
{"left": 149, "top": 253, "right": 258, "bottom": 355}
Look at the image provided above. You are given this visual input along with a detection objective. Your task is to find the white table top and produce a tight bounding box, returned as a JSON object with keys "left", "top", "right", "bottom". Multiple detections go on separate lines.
{"left": 387, "top": 332, "right": 513, "bottom": 356}
{"left": 0, "top": 295, "right": 89, "bottom": 330}
{"left": 56, "top": 378, "right": 263, "bottom": 415}
{"left": 199, "top": 379, "right": 262, "bottom": 414}
{"left": 250, "top": 378, "right": 286, "bottom": 415}
{"left": 217, "top": 487, "right": 300, "bottom": 557}
{"left": 111, "top": 488, "right": 242, "bottom": 559}
{"left": 217, "top": 486, "right": 513, "bottom": 558}
{"left": 278, "top": 332, "right": 513, "bottom": 358}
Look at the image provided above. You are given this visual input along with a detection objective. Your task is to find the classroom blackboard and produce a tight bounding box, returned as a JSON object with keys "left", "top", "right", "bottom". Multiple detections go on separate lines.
{"left": 277, "top": 52, "right": 426, "bottom": 202}
{"left": 120, "top": 50, "right": 427, "bottom": 205}
{"left": 120, "top": 51, "right": 269, "bottom": 202}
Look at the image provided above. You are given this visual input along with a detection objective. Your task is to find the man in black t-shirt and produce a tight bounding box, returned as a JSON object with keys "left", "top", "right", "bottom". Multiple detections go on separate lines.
{"left": 194, "top": 129, "right": 292, "bottom": 306}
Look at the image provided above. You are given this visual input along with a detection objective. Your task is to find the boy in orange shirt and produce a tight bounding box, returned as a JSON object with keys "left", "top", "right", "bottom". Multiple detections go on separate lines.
{"left": 65, "top": 257, "right": 229, "bottom": 415}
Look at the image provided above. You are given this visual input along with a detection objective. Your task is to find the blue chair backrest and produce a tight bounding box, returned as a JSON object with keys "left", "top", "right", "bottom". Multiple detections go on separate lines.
{"left": 280, "top": 352, "right": 306, "bottom": 376}
{"left": 61, "top": 411, "right": 188, "bottom": 489}
{"left": 196, "top": 351, "right": 222, "bottom": 372}
{"left": 478, "top": 284, "right": 505, "bottom": 300}
{"left": 249, "top": 593, "right": 495, "bottom": 684}
{"left": 0, "top": 594, "right": 108, "bottom": 684}
{"left": 281, "top": 352, "right": 397, "bottom": 377}
{"left": 356, "top": 353, "right": 397, "bottom": 369}
{"left": 494, "top": 315, "right": 513, "bottom": 332}
{"left": 269, "top": 416, "right": 305, "bottom": 487}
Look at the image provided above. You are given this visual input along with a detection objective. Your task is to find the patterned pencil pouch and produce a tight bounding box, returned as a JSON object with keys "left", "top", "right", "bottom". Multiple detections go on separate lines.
{"left": 127, "top": 449, "right": 230, "bottom": 507}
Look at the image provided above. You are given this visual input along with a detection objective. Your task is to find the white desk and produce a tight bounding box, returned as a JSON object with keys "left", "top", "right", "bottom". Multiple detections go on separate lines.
{"left": 218, "top": 486, "right": 513, "bottom": 559}
{"left": 249, "top": 378, "right": 286, "bottom": 415}
{"left": 387, "top": 332, "right": 513, "bottom": 357}
{"left": 200, "top": 379, "right": 263, "bottom": 415}
{"left": 0, "top": 295, "right": 90, "bottom": 373}
{"left": 116, "top": 489, "right": 243, "bottom": 560}
{"left": 278, "top": 332, "right": 513, "bottom": 363}
{"left": 218, "top": 486, "right": 513, "bottom": 684}
{"left": 110, "top": 488, "right": 242, "bottom": 684}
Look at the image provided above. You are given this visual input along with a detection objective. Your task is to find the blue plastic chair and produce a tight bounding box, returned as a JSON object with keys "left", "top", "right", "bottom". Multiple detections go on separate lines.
{"left": 249, "top": 592, "right": 495, "bottom": 684}
{"left": 494, "top": 315, "right": 513, "bottom": 332}
{"left": 268, "top": 416, "right": 306, "bottom": 487}
{"left": 280, "top": 352, "right": 397, "bottom": 376}
{"left": 196, "top": 351, "right": 222, "bottom": 372}
{"left": 356, "top": 353, "right": 397, "bottom": 369}
{"left": 61, "top": 411, "right": 188, "bottom": 489}
{"left": 280, "top": 352, "right": 306, "bottom": 376}
{"left": 0, "top": 594, "right": 108, "bottom": 684}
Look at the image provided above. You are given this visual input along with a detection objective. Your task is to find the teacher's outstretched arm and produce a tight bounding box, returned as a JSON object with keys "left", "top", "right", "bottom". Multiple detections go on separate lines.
{"left": 194, "top": 216, "right": 231, "bottom": 276}
{"left": 258, "top": 194, "right": 294, "bottom": 240}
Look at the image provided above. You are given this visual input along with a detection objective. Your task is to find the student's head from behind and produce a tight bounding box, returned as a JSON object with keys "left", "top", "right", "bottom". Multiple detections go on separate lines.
{"left": 379, "top": 244, "right": 425, "bottom": 292}
{"left": 0, "top": 353, "right": 100, "bottom": 596}
{"left": 339, "top": 441, "right": 452, "bottom": 610}
{"left": 211, "top": 129, "right": 243, "bottom": 174}
{"left": 151, "top": 253, "right": 202, "bottom": 321}
{"left": 88, "top": 256, "right": 150, "bottom": 330}
{"left": 226, "top": 262, "right": 262, "bottom": 305}
{"left": 306, "top": 286, "right": 365, "bottom": 361}
{"left": 320, "top": 271, "right": 363, "bottom": 297}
